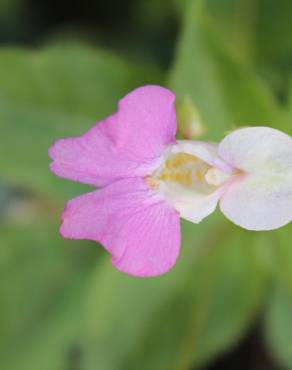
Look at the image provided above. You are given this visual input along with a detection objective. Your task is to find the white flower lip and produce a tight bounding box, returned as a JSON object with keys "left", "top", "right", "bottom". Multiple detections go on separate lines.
{"left": 218, "top": 126, "right": 292, "bottom": 230}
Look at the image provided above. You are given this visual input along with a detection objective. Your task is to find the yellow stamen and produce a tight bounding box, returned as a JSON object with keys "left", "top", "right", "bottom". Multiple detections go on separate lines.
{"left": 153, "top": 152, "right": 219, "bottom": 191}
{"left": 185, "top": 171, "right": 192, "bottom": 186}
{"left": 196, "top": 168, "right": 206, "bottom": 182}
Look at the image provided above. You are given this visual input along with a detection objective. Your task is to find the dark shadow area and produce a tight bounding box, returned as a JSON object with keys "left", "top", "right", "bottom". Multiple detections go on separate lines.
{"left": 203, "top": 322, "right": 280, "bottom": 370}
{"left": 0, "top": 0, "right": 178, "bottom": 67}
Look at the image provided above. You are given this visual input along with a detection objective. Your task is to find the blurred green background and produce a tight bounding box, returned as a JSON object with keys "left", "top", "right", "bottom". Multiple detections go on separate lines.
{"left": 1, "top": 0, "right": 292, "bottom": 369}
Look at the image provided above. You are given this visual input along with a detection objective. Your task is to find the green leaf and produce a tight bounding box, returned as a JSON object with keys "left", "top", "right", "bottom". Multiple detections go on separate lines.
{"left": 253, "top": 0, "right": 292, "bottom": 99}
{"left": 287, "top": 75, "right": 292, "bottom": 117}
{"left": 257, "top": 0, "right": 292, "bottom": 65}
{"left": 80, "top": 218, "right": 268, "bottom": 370}
{"left": 0, "top": 44, "right": 162, "bottom": 199}
{"left": 0, "top": 100, "right": 90, "bottom": 201}
{"left": 173, "top": 0, "right": 292, "bottom": 102}
{"left": 0, "top": 213, "right": 272, "bottom": 370}
{"left": 264, "top": 227, "right": 292, "bottom": 369}
{"left": 264, "top": 42, "right": 292, "bottom": 369}
{"left": 199, "top": 0, "right": 257, "bottom": 63}
{"left": 0, "top": 217, "right": 99, "bottom": 370}
{"left": 168, "top": 0, "right": 287, "bottom": 141}
{"left": 0, "top": 44, "right": 161, "bottom": 118}
{"left": 265, "top": 284, "right": 292, "bottom": 370}
{"left": 0, "top": 219, "right": 92, "bottom": 347}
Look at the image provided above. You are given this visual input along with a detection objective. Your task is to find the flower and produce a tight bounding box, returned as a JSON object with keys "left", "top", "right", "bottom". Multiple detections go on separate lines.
{"left": 49, "top": 85, "right": 292, "bottom": 277}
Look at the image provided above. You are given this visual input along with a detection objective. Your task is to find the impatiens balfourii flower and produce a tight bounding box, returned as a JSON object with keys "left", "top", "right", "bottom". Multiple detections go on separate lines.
{"left": 49, "top": 85, "right": 292, "bottom": 277}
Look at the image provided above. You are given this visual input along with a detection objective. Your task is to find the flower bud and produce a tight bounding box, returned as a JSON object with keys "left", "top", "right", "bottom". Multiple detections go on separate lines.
{"left": 176, "top": 96, "right": 207, "bottom": 139}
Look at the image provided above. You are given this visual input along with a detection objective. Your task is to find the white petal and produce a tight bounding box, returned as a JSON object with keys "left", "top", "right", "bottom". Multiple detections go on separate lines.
{"left": 172, "top": 140, "right": 234, "bottom": 173}
{"left": 218, "top": 126, "right": 292, "bottom": 174}
{"left": 176, "top": 188, "right": 225, "bottom": 223}
{"left": 218, "top": 127, "right": 292, "bottom": 230}
{"left": 220, "top": 174, "right": 292, "bottom": 230}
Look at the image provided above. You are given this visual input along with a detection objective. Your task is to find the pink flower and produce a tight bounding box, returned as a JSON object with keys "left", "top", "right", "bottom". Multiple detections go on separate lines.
{"left": 49, "top": 85, "right": 292, "bottom": 277}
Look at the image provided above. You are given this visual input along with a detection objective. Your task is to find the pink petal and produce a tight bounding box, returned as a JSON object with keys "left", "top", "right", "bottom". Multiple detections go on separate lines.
{"left": 49, "top": 85, "right": 177, "bottom": 187}
{"left": 60, "top": 178, "right": 180, "bottom": 277}
{"left": 218, "top": 127, "right": 292, "bottom": 230}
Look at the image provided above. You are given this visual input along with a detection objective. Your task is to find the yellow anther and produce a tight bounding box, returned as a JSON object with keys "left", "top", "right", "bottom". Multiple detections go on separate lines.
{"left": 170, "top": 173, "right": 177, "bottom": 181}
{"left": 175, "top": 173, "right": 183, "bottom": 182}
{"left": 181, "top": 173, "right": 189, "bottom": 186}
{"left": 165, "top": 159, "right": 172, "bottom": 169}
{"left": 174, "top": 159, "right": 182, "bottom": 168}
{"left": 160, "top": 172, "right": 167, "bottom": 180}
{"left": 196, "top": 168, "right": 205, "bottom": 182}
{"left": 165, "top": 153, "right": 197, "bottom": 170}
{"left": 185, "top": 171, "right": 192, "bottom": 186}
{"left": 157, "top": 153, "right": 205, "bottom": 188}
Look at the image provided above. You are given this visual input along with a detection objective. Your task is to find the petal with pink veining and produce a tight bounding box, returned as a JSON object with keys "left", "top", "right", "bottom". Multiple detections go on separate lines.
{"left": 60, "top": 178, "right": 180, "bottom": 277}
{"left": 49, "top": 85, "right": 177, "bottom": 187}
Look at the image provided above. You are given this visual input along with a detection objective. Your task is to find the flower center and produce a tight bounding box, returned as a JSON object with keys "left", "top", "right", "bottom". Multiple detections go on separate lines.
{"left": 147, "top": 152, "right": 219, "bottom": 195}
{"left": 158, "top": 152, "right": 210, "bottom": 188}
{"left": 146, "top": 151, "right": 233, "bottom": 200}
